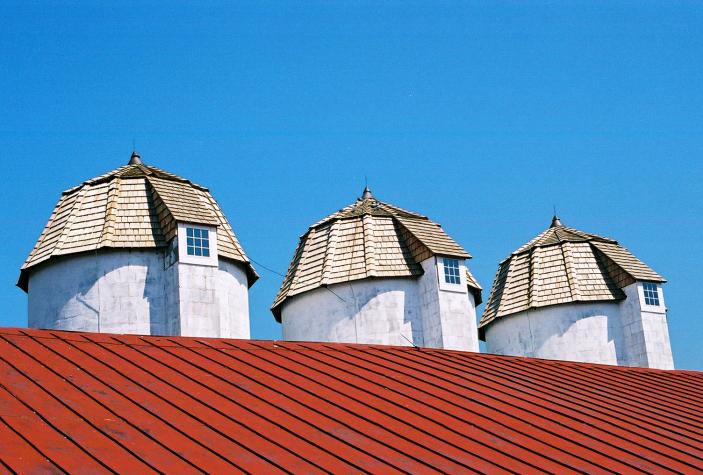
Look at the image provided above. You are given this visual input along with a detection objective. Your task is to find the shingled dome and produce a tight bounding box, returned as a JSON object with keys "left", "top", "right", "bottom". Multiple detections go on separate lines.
{"left": 479, "top": 216, "right": 665, "bottom": 336}
{"left": 272, "top": 188, "right": 479, "bottom": 320}
{"left": 18, "top": 154, "right": 257, "bottom": 291}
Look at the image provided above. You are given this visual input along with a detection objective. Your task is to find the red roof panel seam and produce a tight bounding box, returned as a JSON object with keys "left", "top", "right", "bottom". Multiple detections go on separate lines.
{"left": 0, "top": 383, "right": 117, "bottom": 474}
{"left": 507, "top": 357, "right": 703, "bottom": 429}
{"left": 0, "top": 413, "right": 69, "bottom": 475}
{"left": 203, "top": 342, "right": 498, "bottom": 474}
{"left": 428, "top": 352, "right": 703, "bottom": 457}
{"left": 127, "top": 335, "right": 395, "bottom": 473}
{"left": 229, "top": 343, "right": 543, "bottom": 475}
{"left": 280, "top": 344, "right": 606, "bottom": 474}
{"left": 32, "top": 333, "right": 254, "bottom": 474}
{"left": 492, "top": 354, "right": 703, "bottom": 426}
{"left": 411, "top": 350, "right": 703, "bottom": 464}
{"left": 367, "top": 348, "right": 697, "bottom": 473}
{"left": 469, "top": 354, "right": 703, "bottom": 442}
{"left": 572, "top": 363, "right": 703, "bottom": 403}
{"left": 331, "top": 346, "right": 676, "bottom": 474}
{"left": 0, "top": 453, "right": 19, "bottom": 474}
{"left": 82, "top": 335, "right": 311, "bottom": 475}
{"left": 131, "top": 339, "right": 381, "bottom": 475}
{"left": 0, "top": 350, "right": 152, "bottom": 474}
{"left": 172, "top": 339, "right": 451, "bottom": 475}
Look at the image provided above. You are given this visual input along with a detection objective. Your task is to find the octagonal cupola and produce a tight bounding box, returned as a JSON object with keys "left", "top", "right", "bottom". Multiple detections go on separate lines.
{"left": 480, "top": 216, "right": 673, "bottom": 369}
{"left": 272, "top": 187, "right": 482, "bottom": 351}
{"left": 19, "top": 152, "right": 257, "bottom": 338}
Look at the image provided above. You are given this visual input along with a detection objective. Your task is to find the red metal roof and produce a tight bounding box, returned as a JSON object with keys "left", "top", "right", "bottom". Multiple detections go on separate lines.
{"left": 1, "top": 328, "right": 702, "bottom": 474}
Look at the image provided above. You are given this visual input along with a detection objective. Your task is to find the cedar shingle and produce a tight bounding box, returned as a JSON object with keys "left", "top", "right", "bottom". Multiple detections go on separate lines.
{"left": 18, "top": 162, "right": 257, "bottom": 290}
{"left": 272, "top": 192, "right": 478, "bottom": 320}
{"left": 480, "top": 221, "right": 665, "bottom": 332}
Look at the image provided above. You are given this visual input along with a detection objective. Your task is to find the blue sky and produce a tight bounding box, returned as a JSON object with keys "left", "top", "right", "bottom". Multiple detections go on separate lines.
{"left": 1, "top": 1, "right": 702, "bottom": 369}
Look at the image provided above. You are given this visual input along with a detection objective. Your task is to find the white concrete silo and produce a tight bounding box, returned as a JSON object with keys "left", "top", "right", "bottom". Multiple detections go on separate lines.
{"left": 272, "top": 187, "right": 482, "bottom": 351}
{"left": 480, "top": 216, "right": 673, "bottom": 369}
{"left": 19, "top": 152, "right": 257, "bottom": 338}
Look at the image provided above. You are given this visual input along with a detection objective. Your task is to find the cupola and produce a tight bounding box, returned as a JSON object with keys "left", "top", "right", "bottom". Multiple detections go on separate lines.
{"left": 273, "top": 188, "right": 481, "bottom": 350}
{"left": 481, "top": 217, "right": 673, "bottom": 369}
{"left": 19, "top": 152, "right": 257, "bottom": 338}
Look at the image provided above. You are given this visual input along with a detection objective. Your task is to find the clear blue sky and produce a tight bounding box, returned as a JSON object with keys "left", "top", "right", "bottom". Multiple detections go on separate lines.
{"left": 2, "top": 1, "right": 702, "bottom": 369}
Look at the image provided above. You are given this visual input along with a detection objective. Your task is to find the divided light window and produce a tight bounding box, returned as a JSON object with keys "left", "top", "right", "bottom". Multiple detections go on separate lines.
{"left": 443, "top": 258, "right": 461, "bottom": 284}
{"left": 643, "top": 282, "right": 660, "bottom": 306}
{"left": 186, "top": 227, "right": 210, "bottom": 257}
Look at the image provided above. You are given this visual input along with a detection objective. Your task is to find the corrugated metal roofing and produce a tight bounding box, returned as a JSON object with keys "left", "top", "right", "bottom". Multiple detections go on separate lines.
{"left": 480, "top": 218, "right": 665, "bottom": 330}
{"left": 272, "top": 188, "right": 476, "bottom": 320}
{"left": 1, "top": 328, "right": 701, "bottom": 474}
{"left": 18, "top": 159, "right": 257, "bottom": 290}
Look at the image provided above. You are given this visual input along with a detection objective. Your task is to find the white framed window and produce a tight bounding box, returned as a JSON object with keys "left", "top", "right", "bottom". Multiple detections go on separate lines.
{"left": 643, "top": 282, "right": 660, "bottom": 306}
{"left": 178, "top": 223, "right": 218, "bottom": 266}
{"left": 186, "top": 227, "right": 210, "bottom": 257}
{"left": 443, "top": 258, "right": 461, "bottom": 284}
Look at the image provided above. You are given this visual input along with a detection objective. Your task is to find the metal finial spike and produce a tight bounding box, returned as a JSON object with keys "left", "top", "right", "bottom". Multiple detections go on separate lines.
{"left": 361, "top": 185, "right": 373, "bottom": 200}
{"left": 129, "top": 150, "right": 142, "bottom": 165}
{"left": 550, "top": 214, "right": 562, "bottom": 228}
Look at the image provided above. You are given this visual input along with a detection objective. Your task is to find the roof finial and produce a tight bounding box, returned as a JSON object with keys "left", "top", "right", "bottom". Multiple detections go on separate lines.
{"left": 361, "top": 185, "right": 373, "bottom": 200}
{"left": 550, "top": 212, "right": 562, "bottom": 228}
{"left": 129, "top": 149, "right": 142, "bottom": 165}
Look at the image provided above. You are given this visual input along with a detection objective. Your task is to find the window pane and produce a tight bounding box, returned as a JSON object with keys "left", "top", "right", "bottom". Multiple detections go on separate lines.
{"left": 443, "top": 258, "right": 460, "bottom": 284}
{"left": 643, "top": 283, "right": 660, "bottom": 306}
{"left": 184, "top": 227, "right": 213, "bottom": 258}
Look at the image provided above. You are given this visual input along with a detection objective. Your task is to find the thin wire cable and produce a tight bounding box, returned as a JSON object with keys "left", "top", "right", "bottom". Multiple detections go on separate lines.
{"left": 400, "top": 333, "right": 419, "bottom": 349}
{"left": 248, "top": 257, "right": 286, "bottom": 277}
{"left": 248, "top": 256, "right": 346, "bottom": 302}
{"left": 324, "top": 285, "right": 346, "bottom": 302}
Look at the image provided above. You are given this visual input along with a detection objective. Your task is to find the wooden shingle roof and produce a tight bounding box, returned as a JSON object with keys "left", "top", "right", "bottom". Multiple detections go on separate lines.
{"left": 18, "top": 154, "right": 257, "bottom": 290}
{"left": 479, "top": 217, "right": 665, "bottom": 335}
{"left": 271, "top": 188, "right": 475, "bottom": 320}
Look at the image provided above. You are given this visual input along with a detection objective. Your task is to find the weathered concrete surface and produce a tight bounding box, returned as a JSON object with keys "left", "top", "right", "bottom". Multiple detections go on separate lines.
{"left": 620, "top": 282, "right": 674, "bottom": 369}
{"left": 484, "top": 282, "right": 674, "bottom": 369}
{"left": 421, "top": 257, "right": 479, "bottom": 351}
{"left": 281, "top": 257, "right": 479, "bottom": 351}
{"left": 27, "top": 249, "right": 250, "bottom": 338}
{"left": 484, "top": 302, "right": 624, "bottom": 365}
{"left": 177, "top": 259, "right": 250, "bottom": 339}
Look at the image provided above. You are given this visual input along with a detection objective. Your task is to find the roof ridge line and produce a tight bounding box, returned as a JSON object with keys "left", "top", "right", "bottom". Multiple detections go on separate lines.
{"left": 52, "top": 186, "right": 89, "bottom": 256}
{"left": 145, "top": 176, "right": 178, "bottom": 242}
{"left": 68, "top": 165, "right": 131, "bottom": 192}
{"left": 561, "top": 241, "right": 579, "bottom": 301}
{"left": 100, "top": 177, "right": 121, "bottom": 246}
{"left": 344, "top": 218, "right": 365, "bottom": 278}
{"left": 362, "top": 214, "right": 377, "bottom": 277}
{"left": 320, "top": 222, "right": 339, "bottom": 286}
{"left": 527, "top": 248, "right": 536, "bottom": 309}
